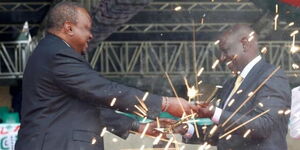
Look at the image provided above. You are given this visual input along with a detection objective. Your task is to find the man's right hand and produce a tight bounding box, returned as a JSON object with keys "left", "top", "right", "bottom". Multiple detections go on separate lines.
{"left": 162, "top": 97, "right": 198, "bottom": 118}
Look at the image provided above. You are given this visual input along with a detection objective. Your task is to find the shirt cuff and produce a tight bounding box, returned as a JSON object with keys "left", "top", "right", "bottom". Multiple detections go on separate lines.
{"left": 183, "top": 123, "right": 195, "bottom": 139}
{"left": 212, "top": 107, "right": 222, "bottom": 124}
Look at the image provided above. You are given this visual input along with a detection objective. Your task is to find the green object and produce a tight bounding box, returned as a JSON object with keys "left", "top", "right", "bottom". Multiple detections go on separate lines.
{"left": 2, "top": 113, "right": 20, "bottom": 123}
{"left": 0, "top": 107, "right": 10, "bottom": 122}
{"left": 115, "top": 111, "right": 213, "bottom": 125}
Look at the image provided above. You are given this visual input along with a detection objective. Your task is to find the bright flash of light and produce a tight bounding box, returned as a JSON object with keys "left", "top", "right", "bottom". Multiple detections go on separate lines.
{"left": 197, "top": 67, "right": 204, "bottom": 76}
{"left": 289, "top": 22, "right": 295, "bottom": 27}
{"left": 198, "top": 80, "right": 203, "bottom": 85}
{"left": 278, "top": 110, "right": 284, "bottom": 115}
{"left": 292, "top": 63, "right": 299, "bottom": 70}
{"left": 285, "top": 109, "right": 291, "bottom": 115}
{"left": 100, "top": 127, "right": 107, "bottom": 137}
{"left": 174, "top": 6, "right": 182, "bottom": 11}
{"left": 214, "top": 40, "right": 220, "bottom": 45}
{"left": 140, "top": 145, "right": 145, "bottom": 150}
{"left": 112, "top": 138, "right": 118, "bottom": 142}
{"left": 258, "top": 102, "right": 264, "bottom": 107}
{"left": 187, "top": 86, "right": 198, "bottom": 99}
{"left": 237, "top": 89, "right": 243, "bottom": 94}
{"left": 248, "top": 36, "right": 254, "bottom": 42}
{"left": 153, "top": 133, "right": 163, "bottom": 145}
{"left": 248, "top": 92, "right": 254, "bottom": 97}
{"left": 243, "top": 129, "right": 251, "bottom": 138}
{"left": 291, "top": 46, "right": 300, "bottom": 54}
{"left": 290, "top": 30, "right": 299, "bottom": 37}
{"left": 261, "top": 47, "right": 268, "bottom": 54}
{"left": 274, "top": 14, "right": 279, "bottom": 30}
{"left": 228, "top": 99, "right": 235, "bottom": 107}
{"left": 275, "top": 4, "right": 278, "bottom": 13}
{"left": 226, "top": 134, "right": 232, "bottom": 140}
{"left": 91, "top": 137, "right": 97, "bottom": 144}
{"left": 209, "top": 125, "right": 218, "bottom": 136}
{"left": 140, "top": 123, "right": 150, "bottom": 138}
{"left": 142, "top": 92, "right": 149, "bottom": 101}
{"left": 212, "top": 59, "right": 220, "bottom": 69}
{"left": 110, "top": 98, "right": 117, "bottom": 106}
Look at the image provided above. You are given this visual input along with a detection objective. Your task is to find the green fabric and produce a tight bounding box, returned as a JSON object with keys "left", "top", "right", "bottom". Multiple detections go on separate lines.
{"left": 115, "top": 111, "right": 213, "bottom": 125}
{"left": 2, "top": 113, "right": 20, "bottom": 123}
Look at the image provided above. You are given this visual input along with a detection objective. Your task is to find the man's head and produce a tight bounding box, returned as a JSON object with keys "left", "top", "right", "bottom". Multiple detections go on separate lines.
{"left": 46, "top": 2, "right": 93, "bottom": 53}
{"left": 218, "top": 24, "right": 259, "bottom": 74}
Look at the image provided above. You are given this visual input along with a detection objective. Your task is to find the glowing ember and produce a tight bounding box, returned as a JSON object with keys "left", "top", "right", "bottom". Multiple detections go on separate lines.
{"left": 100, "top": 127, "right": 107, "bottom": 137}
{"left": 243, "top": 129, "right": 251, "bottom": 138}
{"left": 174, "top": 6, "right": 182, "bottom": 11}
{"left": 110, "top": 98, "right": 117, "bottom": 106}
{"left": 212, "top": 59, "right": 220, "bottom": 69}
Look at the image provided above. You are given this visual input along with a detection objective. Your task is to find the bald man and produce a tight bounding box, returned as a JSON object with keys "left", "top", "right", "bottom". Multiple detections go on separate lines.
{"left": 184, "top": 25, "right": 291, "bottom": 150}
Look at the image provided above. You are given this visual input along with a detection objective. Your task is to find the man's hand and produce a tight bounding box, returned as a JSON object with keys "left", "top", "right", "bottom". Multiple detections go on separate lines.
{"left": 137, "top": 118, "right": 176, "bottom": 137}
{"left": 196, "top": 102, "right": 215, "bottom": 118}
{"left": 162, "top": 97, "right": 198, "bottom": 118}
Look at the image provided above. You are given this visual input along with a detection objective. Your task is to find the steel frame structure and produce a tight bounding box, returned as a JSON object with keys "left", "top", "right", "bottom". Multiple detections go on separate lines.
{"left": 1, "top": 40, "right": 299, "bottom": 79}
{"left": 0, "top": 2, "right": 51, "bottom": 12}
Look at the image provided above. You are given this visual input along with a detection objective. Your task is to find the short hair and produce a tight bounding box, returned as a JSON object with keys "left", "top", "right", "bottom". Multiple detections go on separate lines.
{"left": 46, "top": 2, "right": 83, "bottom": 30}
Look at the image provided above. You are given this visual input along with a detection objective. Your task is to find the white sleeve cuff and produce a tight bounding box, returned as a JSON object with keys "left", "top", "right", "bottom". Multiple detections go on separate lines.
{"left": 212, "top": 107, "right": 222, "bottom": 124}
{"left": 183, "top": 123, "right": 195, "bottom": 139}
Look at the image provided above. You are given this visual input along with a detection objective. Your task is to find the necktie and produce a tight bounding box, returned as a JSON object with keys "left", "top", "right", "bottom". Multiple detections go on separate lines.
{"left": 223, "top": 75, "right": 244, "bottom": 109}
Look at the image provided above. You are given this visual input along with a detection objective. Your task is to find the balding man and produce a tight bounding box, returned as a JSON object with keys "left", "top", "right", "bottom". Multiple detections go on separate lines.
{"left": 184, "top": 24, "right": 291, "bottom": 150}
{"left": 15, "top": 2, "right": 196, "bottom": 150}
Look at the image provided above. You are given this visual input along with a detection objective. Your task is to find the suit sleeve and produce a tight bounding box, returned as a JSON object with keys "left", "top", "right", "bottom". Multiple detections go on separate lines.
{"left": 51, "top": 50, "right": 162, "bottom": 119}
{"left": 99, "top": 107, "right": 135, "bottom": 139}
{"left": 219, "top": 71, "right": 291, "bottom": 139}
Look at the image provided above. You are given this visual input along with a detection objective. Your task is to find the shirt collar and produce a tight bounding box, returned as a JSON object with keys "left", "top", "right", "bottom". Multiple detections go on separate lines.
{"left": 239, "top": 55, "right": 262, "bottom": 79}
{"left": 62, "top": 40, "right": 71, "bottom": 48}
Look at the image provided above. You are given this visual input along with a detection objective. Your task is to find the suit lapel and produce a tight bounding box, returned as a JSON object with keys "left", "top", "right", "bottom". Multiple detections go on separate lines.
{"left": 223, "top": 60, "right": 269, "bottom": 111}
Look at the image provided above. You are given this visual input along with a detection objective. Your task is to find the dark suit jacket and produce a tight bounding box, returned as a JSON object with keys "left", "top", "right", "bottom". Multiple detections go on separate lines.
{"left": 15, "top": 34, "right": 162, "bottom": 150}
{"left": 185, "top": 59, "right": 291, "bottom": 150}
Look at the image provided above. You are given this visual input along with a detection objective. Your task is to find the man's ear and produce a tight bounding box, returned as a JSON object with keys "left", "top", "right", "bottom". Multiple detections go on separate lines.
{"left": 63, "top": 21, "right": 74, "bottom": 36}
{"left": 241, "top": 37, "right": 248, "bottom": 52}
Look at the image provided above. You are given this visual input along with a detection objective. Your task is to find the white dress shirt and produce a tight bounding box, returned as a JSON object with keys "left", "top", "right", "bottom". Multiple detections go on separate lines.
{"left": 289, "top": 86, "right": 300, "bottom": 139}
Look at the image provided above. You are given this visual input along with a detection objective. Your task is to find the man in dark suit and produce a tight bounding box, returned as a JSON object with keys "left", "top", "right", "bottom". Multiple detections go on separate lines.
{"left": 183, "top": 24, "right": 291, "bottom": 150}
{"left": 15, "top": 2, "right": 196, "bottom": 150}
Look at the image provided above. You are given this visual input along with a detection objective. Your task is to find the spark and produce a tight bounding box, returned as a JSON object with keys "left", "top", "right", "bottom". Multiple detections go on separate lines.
{"left": 197, "top": 67, "right": 204, "bottom": 76}
{"left": 261, "top": 47, "right": 268, "bottom": 54}
{"left": 174, "top": 6, "right": 182, "bottom": 11}
{"left": 110, "top": 98, "right": 117, "bottom": 106}
{"left": 187, "top": 86, "right": 198, "bottom": 99}
{"left": 136, "top": 96, "right": 148, "bottom": 111}
{"left": 228, "top": 99, "right": 235, "bottom": 107}
{"left": 100, "top": 127, "right": 107, "bottom": 137}
{"left": 212, "top": 59, "right": 220, "bottom": 69}
{"left": 134, "top": 105, "right": 147, "bottom": 116}
{"left": 140, "top": 123, "right": 150, "bottom": 138}
{"left": 214, "top": 40, "right": 220, "bottom": 45}
{"left": 290, "top": 30, "right": 299, "bottom": 37}
{"left": 248, "top": 36, "right": 254, "bottom": 42}
{"left": 198, "top": 80, "right": 203, "bottom": 85}
{"left": 165, "top": 72, "right": 185, "bottom": 116}
{"left": 291, "top": 46, "right": 300, "bottom": 54}
{"left": 112, "top": 138, "right": 118, "bottom": 142}
{"left": 274, "top": 14, "right": 279, "bottom": 30}
{"left": 222, "top": 67, "right": 280, "bottom": 127}
{"left": 275, "top": 4, "right": 278, "bottom": 13}
{"left": 226, "top": 61, "right": 232, "bottom": 66}
{"left": 226, "top": 134, "right": 232, "bottom": 140}
{"left": 289, "top": 22, "right": 295, "bottom": 27}
{"left": 216, "top": 99, "right": 221, "bottom": 106}
{"left": 156, "top": 117, "right": 160, "bottom": 128}
{"left": 209, "top": 125, "right": 218, "bottom": 136}
{"left": 220, "top": 109, "right": 270, "bottom": 139}
{"left": 243, "top": 129, "right": 251, "bottom": 138}
{"left": 180, "top": 145, "right": 185, "bottom": 150}
{"left": 91, "top": 137, "right": 97, "bottom": 144}
{"left": 258, "top": 102, "right": 264, "bottom": 107}
{"left": 237, "top": 89, "right": 243, "bottom": 94}
{"left": 285, "top": 109, "right": 291, "bottom": 115}
{"left": 142, "top": 92, "right": 149, "bottom": 101}
{"left": 292, "top": 63, "right": 299, "bottom": 69}
{"left": 216, "top": 85, "right": 223, "bottom": 88}
{"left": 140, "top": 145, "right": 145, "bottom": 150}
{"left": 248, "top": 92, "right": 254, "bottom": 97}
{"left": 249, "top": 31, "right": 255, "bottom": 37}
{"left": 153, "top": 133, "right": 163, "bottom": 145}
{"left": 202, "top": 126, "right": 207, "bottom": 130}
{"left": 133, "top": 111, "right": 145, "bottom": 118}
{"left": 278, "top": 110, "right": 284, "bottom": 115}
{"left": 164, "top": 137, "right": 174, "bottom": 150}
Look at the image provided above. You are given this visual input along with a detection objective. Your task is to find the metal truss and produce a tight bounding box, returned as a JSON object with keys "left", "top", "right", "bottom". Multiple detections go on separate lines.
{"left": 90, "top": 41, "right": 300, "bottom": 77}
{"left": 0, "top": 40, "right": 33, "bottom": 79}
{"left": 0, "top": 2, "right": 51, "bottom": 12}
{"left": 1, "top": 42, "right": 299, "bottom": 80}
{"left": 144, "top": 1, "right": 261, "bottom": 12}
{"left": 0, "top": 24, "right": 40, "bottom": 34}
{"left": 117, "top": 22, "right": 300, "bottom": 33}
